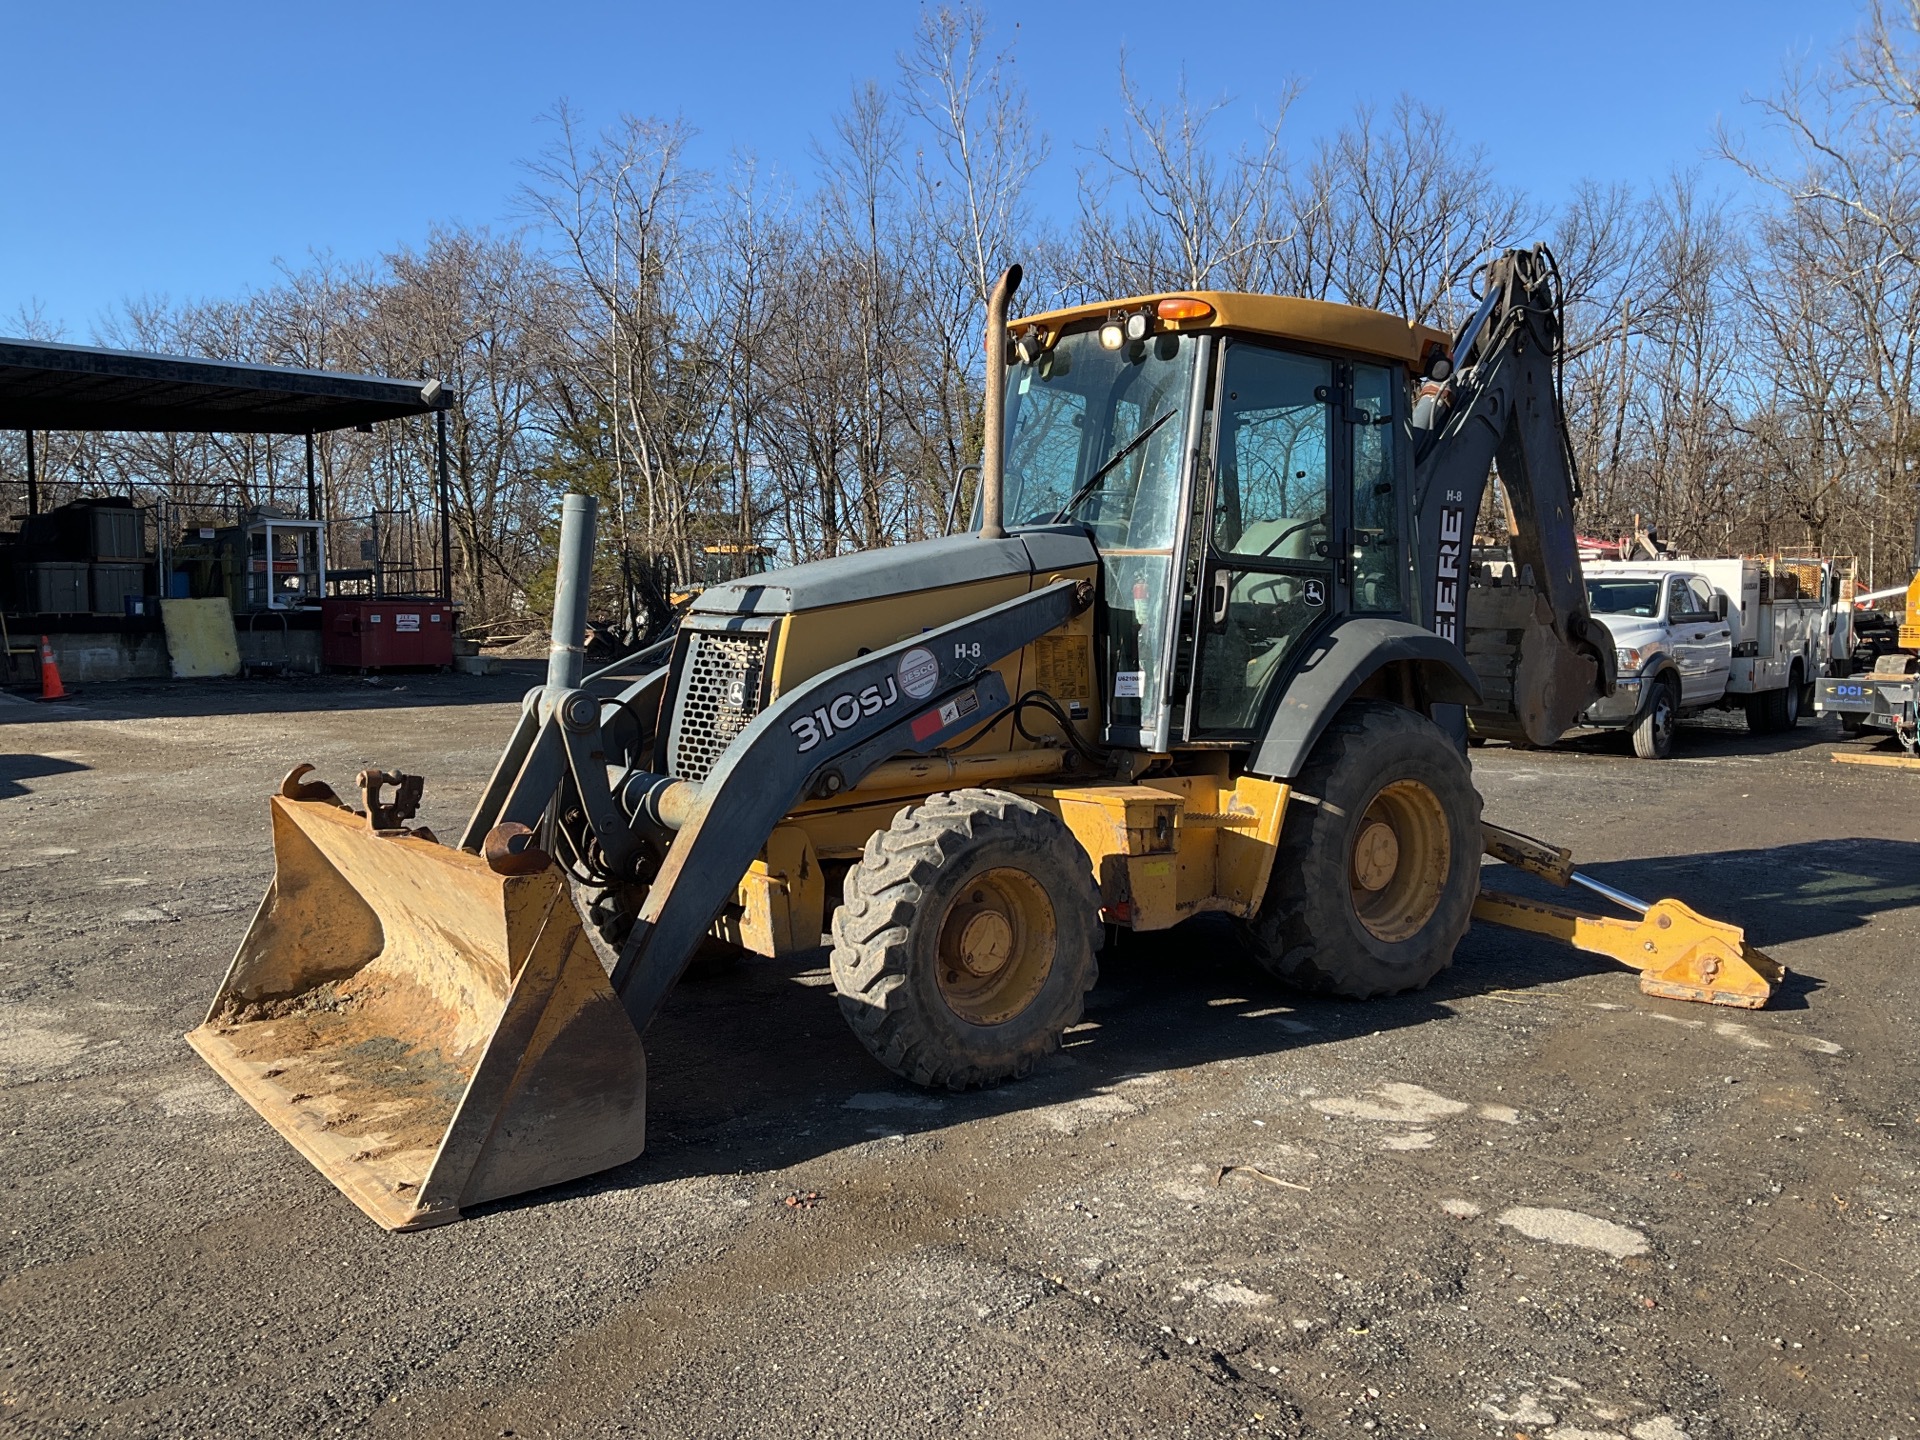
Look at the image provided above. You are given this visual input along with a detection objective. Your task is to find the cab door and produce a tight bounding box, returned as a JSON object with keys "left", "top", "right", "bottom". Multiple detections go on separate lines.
{"left": 1183, "top": 341, "right": 1338, "bottom": 738}
{"left": 1685, "top": 575, "right": 1732, "bottom": 697}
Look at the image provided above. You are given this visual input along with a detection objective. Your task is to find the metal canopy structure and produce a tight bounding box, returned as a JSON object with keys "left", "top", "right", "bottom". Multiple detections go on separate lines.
{"left": 0, "top": 337, "right": 453, "bottom": 434}
{"left": 1, "top": 336, "right": 458, "bottom": 602}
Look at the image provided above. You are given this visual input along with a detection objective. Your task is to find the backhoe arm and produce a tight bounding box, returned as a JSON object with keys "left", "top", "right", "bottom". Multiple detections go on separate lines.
{"left": 1413, "top": 247, "right": 1616, "bottom": 744}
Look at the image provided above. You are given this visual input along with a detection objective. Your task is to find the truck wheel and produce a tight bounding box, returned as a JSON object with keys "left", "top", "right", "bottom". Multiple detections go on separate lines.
{"left": 1745, "top": 668, "right": 1801, "bottom": 734}
{"left": 1633, "top": 677, "right": 1679, "bottom": 758}
{"left": 1238, "top": 703, "right": 1480, "bottom": 999}
{"left": 831, "top": 789, "right": 1100, "bottom": 1090}
{"left": 1788, "top": 663, "right": 1806, "bottom": 726}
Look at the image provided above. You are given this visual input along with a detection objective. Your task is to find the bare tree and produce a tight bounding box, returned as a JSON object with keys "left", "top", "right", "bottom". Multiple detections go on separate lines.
{"left": 1067, "top": 55, "right": 1299, "bottom": 298}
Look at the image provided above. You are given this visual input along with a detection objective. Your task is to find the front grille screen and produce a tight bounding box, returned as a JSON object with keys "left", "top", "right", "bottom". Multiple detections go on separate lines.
{"left": 669, "top": 630, "right": 769, "bottom": 781}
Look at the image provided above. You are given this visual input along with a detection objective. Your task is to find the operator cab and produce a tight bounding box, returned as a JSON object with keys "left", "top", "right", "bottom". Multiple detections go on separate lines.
{"left": 991, "top": 296, "right": 1427, "bottom": 751}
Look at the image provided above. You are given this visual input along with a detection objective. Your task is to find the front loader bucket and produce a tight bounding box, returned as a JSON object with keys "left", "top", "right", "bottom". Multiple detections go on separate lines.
{"left": 187, "top": 791, "right": 646, "bottom": 1230}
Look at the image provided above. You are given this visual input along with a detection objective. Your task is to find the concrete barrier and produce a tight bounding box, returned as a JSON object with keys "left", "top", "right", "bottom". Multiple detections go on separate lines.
{"left": 24, "top": 626, "right": 324, "bottom": 684}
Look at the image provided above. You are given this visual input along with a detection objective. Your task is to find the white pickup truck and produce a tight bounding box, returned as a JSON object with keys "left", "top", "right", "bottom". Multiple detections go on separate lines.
{"left": 1576, "top": 558, "right": 1841, "bottom": 758}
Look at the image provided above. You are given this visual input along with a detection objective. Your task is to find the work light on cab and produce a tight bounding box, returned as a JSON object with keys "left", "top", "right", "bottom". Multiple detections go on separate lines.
{"left": 1155, "top": 296, "right": 1213, "bottom": 321}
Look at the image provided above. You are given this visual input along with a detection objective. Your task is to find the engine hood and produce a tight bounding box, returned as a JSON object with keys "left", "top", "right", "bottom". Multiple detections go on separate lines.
{"left": 1590, "top": 614, "right": 1667, "bottom": 649}
{"left": 688, "top": 527, "right": 1099, "bottom": 616}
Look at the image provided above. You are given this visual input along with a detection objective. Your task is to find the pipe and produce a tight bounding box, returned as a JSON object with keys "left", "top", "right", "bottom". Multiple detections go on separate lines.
{"left": 839, "top": 744, "right": 1067, "bottom": 798}
{"left": 548, "top": 493, "right": 597, "bottom": 692}
{"left": 1570, "top": 870, "right": 1650, "bottom": 916}
{"left": 977, "top": 263, "right": 1023, "bottom": 540}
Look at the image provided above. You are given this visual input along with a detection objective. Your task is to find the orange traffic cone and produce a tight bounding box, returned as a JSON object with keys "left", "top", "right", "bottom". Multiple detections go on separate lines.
{"left": 33, "top": 635, "right": 69, "bottom": 702}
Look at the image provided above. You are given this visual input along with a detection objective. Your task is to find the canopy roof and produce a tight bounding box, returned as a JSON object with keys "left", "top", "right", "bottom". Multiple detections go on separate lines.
{"left": 0, "top": 337, "right": 453, "bottom": 435}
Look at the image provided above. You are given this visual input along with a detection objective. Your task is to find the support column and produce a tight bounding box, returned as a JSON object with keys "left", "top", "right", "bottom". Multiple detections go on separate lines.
{"left": 305, "top": 432, "right": 319, "bottom": 521}
{"left": 436, "top": 408, "right": 453, "bottom": 603}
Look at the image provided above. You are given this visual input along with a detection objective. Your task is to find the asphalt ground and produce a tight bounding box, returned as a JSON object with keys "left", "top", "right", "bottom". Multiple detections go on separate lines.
{"left": 2, "top": 673, "right": 1916, "bottom": 1439}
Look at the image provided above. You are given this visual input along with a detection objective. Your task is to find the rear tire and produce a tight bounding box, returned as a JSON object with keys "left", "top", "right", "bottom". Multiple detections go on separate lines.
{"left": 831, "top": 789, "right": 1100, "bottom": 1090}
{"left": 1633, "top": 676, "right": 1679, "bottom": 758}
{"left": 1745, "top": 667, "right": 1802, "bottom": 734}
{"left": 1239, "top": 703, "right": 1480, "bottom": 999}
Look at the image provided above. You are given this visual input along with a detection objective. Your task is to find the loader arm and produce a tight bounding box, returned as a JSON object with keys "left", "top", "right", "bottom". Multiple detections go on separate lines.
{"left": 609, "top": 578, "right": 1087, "bottom": 1030}
{"left": 1413, "top": 246, "right": 1616, "bottom": 744}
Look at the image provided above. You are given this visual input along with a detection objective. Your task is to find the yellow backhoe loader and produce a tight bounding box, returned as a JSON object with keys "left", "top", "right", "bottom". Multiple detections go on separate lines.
{"left": 189, "top": 249, "right": 1782, "bottom": 1229}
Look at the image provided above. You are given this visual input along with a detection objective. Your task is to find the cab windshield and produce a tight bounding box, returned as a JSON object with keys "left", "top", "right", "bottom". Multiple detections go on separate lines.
{"left": 991, "top": 325, "right": 1201, "bottom": 747}
{"left": 1586, "top": 578, "right": 1662, "bottom": 617}
{"left": 996, "top": 328, "right": 1198, "bottom": 548}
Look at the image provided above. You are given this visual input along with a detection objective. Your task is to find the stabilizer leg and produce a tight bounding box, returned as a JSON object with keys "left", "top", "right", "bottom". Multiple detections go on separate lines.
{"left": 1475, "top": 823, "right": 1784, "bottom": 1008}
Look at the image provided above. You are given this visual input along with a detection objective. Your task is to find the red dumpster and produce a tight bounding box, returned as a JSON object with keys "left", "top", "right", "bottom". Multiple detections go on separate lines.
{"left": 321, "top": 599, "right": 456, "bottom": 670}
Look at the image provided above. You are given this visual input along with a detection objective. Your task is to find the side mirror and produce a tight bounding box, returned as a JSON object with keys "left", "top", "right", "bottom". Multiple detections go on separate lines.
{"left": 1715, "top": 594, "right": 1729, "bottom": 620}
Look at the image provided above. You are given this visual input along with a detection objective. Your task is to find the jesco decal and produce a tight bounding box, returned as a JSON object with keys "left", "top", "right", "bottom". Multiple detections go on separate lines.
{"left": 897, "top": 646, "right": 940, "bottom": 699}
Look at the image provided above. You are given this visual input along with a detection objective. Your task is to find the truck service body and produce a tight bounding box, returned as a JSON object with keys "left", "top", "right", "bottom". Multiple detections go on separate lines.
{"left": 1578, "top": 557, "right": 1841, "bottom": 754}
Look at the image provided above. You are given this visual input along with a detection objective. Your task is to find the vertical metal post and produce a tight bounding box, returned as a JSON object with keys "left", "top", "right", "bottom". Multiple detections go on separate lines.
{"left": 25, "top": 430, "right": 38, "bottom": 516}
{"left": 305, "top": 432, "right": 319, "bottom": 520}
{"left": 436, "top": 408, "right": 453, "bottom": 602}
{"left": 547, "top": 494, "right": 597, "bottom": 693}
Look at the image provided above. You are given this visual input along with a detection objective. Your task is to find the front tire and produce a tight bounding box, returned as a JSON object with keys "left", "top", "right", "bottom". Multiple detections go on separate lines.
{"left": 831, "top": 789, "right": 1100, "bottom": 1090}
{"left": 1634, "top": 676, "right": 1679, "bottom": 758}
{"left": 1239, "top": 703, "right": 1480, "bottom": 999}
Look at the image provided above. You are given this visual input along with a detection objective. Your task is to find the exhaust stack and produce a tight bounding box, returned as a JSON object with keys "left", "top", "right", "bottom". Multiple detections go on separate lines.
{"left": 977, "top": 263, "right": 1023, "bottom": 540}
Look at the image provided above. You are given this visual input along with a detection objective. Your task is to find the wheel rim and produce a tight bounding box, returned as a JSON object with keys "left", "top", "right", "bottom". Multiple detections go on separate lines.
{"left": 936, "top": 867, "right": 1056, "bottom": 1025}
{"left": 1653, "top": 690, "right": 1674, "bottom": 747}
{"left": 1348, "top": 779, "right": 1452, "bottom": 944}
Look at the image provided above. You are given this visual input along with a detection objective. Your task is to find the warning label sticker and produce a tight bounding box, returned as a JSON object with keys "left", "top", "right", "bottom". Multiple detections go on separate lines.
{"left": 395, "top": 613, "right": 421, "bottom": 632}
{"left": 1031, "top": 634, "right": 1091, "bottom": 704}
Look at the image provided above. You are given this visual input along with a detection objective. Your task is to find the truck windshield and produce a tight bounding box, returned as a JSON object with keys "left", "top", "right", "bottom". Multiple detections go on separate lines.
{"left": 1586, "top": 579, "right": 1662, "bottom": 617}
{"left": 996, "top": 329, "right": 1197, "bottom": 548}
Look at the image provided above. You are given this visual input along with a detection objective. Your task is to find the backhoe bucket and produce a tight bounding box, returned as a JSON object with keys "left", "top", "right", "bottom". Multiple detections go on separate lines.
{"left": 1464, "top": 577, "right": 1604, "bottom": 746}
{"left": 187, "top": 789, "right": 647, "bottom": 1230}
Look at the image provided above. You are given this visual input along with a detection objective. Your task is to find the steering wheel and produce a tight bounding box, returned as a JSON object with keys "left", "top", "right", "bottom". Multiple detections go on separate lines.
{"left": 1256, "top": 516, "right": 1327, "bottom": 560}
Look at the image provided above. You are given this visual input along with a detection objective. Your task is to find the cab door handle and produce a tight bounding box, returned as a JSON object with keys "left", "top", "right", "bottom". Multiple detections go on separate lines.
{"left": 1210, "top": 573, "right": 1230, "bottom": 625}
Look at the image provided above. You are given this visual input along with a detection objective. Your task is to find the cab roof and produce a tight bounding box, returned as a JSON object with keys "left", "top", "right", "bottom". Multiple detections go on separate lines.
{"left": 1011, "top": 291, "right": 1453, "bottom": 369}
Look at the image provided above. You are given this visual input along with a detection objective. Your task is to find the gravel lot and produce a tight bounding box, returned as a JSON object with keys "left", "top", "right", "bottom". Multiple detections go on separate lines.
{"left": 3, "top": 672, "right": 1916, "bottom": 1438}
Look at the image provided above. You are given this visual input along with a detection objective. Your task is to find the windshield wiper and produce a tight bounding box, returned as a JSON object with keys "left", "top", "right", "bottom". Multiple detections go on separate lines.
{"left": 1048, "top": 407, "right": 1178, "bottom": 524}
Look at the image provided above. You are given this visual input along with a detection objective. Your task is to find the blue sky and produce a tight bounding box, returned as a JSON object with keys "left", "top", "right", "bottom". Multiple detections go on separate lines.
{"left": 2, "top": 0, "right": 1862, "bottom": 336}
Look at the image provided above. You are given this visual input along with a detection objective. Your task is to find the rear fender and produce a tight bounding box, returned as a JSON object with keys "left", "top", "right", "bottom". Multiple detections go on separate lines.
{"left": 1249, "top": 619, "right": 1480, "bottom": 780}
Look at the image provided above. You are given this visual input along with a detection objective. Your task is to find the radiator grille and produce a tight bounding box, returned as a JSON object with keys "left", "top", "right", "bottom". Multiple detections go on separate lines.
{"left": 669, "top": 630, "right": 769, "bottom": 781}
